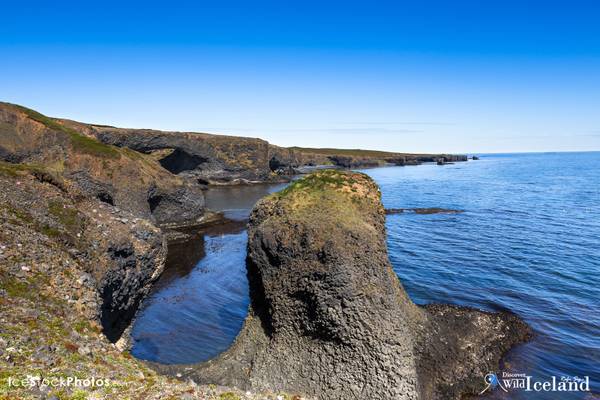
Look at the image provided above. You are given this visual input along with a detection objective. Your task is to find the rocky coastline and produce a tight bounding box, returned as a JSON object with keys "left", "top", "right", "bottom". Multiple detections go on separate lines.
{"left": 0, "top": 102, "right": 524, "bottom": 399}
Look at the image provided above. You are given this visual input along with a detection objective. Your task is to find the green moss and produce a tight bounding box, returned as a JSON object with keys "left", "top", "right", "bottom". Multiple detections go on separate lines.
{"left": 219, "top": 392, "right": 241, "bottom": 400}
{"left": 10, "top": 103, "right": 120, "bottom": 159}
{"left": 45, "top": 316, "right": 69, "bottom": 337}
{"left": 68, "top": 133, "right": 120, "bottom": 159}
{"left": 73, "top": 320, "right": 91, "bottom": 335}
{"left": 48, "top": 200, "right": 83, "bottom": 233}
{"left": 0, "top": 278, "right": 31, "bottom": 300}
{"left": 4, "top": 204, "right": 34, "bottom": 224}
{"left": 0, "top": 161, "right": 44, "bottom": 177}
{"left": 40, "top": 225, "right": 62, "bottom": 238}
{"left": 69, "top": 389, "right": 88, "bottom": 400}
{"left": 0, "top": 163, "right": 24, "bottom": 177}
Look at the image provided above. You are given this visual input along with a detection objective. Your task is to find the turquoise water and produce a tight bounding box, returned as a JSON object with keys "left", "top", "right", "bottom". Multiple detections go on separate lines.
{"left": 132, "top": 153, "right": 600, "bottom": 399}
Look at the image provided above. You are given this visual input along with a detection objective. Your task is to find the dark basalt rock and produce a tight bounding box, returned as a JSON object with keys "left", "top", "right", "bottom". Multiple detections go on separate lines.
{"left": 147, "top": 183, "right": 205, "bottom": 228}
{"left": 86, "top": 127, "right": 274, "bottom": 184}
{"left": 161, "top": 170, "right": 530, "bottom": 400}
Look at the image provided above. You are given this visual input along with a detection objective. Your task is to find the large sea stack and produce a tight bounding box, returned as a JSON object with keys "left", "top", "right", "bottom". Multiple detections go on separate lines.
{"left": 178, "top": 170, "right": 530, "bottom": 399}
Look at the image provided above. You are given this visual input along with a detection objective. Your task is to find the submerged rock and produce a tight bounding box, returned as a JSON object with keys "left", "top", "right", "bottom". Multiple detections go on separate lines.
{"left": 168, "top": 170, "right": 530, "bottom": 399}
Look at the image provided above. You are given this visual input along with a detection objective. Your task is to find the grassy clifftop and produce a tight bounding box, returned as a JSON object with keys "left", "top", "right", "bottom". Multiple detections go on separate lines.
{"left": 273, "top": 169, "right": 382, "bottom": 215}
{"left": 10, "top": 104, "right": 120, "bottom": 159}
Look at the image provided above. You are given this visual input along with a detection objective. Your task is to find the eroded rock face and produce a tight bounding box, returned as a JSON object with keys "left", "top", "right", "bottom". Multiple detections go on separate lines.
{"left": 173, "top": 170, "right": 530, "bottom": 400}
{"left": 62, "top": 122, "right": 275, "bottom": 184}
{"left": 0, "top": 102, "right": 205, "bottom": 228}
{"left": 242, "top": 171, "right": 427, "bottom": 399}
{"left": 0, "top": 163, "right": 166, "bottom": 343}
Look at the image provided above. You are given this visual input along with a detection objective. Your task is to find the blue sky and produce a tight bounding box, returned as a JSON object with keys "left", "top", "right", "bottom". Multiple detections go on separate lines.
{"left": 2, "top": 0, "right": 600, "bottom": 153}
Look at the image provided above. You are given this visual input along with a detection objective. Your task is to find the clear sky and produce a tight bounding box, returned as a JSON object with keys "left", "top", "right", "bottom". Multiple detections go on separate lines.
{"left": 2, "top": 0, "right": 600, "bottom": 153}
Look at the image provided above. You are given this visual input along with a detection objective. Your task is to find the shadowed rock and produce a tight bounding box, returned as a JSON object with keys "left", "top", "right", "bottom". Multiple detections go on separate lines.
{"left": 157, "top": 170, "right": 530, "bottom": 399}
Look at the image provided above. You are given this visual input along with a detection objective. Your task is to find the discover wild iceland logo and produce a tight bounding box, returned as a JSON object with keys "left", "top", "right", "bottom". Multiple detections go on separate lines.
{"left": 481, "top": 371, "right": 591, "bottom": 394}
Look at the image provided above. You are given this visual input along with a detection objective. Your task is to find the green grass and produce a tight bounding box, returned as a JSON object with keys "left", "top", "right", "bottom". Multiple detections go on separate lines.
{"left": 218, "top": 393, "right": 241, "bottom": 400}
{"left": 0, "top": 161, "right": 40, "bottom": 177}
{"left": 277, "top": 169, "right": 366, "bottom": 197}
{"left": 8, "top": 103, "right": 120, "bottom": 159}
{"left": 268, "top": 170, "right": 380, "bottom": 226}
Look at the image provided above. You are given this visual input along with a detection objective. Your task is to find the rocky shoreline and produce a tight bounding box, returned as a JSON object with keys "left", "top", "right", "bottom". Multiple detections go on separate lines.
{"left": 0, "top": 102, "right": 521, "bottom": 399}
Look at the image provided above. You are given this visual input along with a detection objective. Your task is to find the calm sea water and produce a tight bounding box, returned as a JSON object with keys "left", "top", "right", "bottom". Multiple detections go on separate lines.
{"left": 131, "top": 153, "right": 600, "bottom": 399}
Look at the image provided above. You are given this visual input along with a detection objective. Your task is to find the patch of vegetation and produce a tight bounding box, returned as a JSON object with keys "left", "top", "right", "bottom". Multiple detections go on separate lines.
{"left": 0, "top": 163, "right": 25, "bottom": 177}
{"left": 45, "top": 316, "right": 69, "bottom": 337}
{"left": 0, "top": 161, "right": 42, "bottom": 177}
{"left": 267, "top": 170, "right": 381, "bottom": 228}
{"left": 73, "top": 320, "right": 92, "bottom": 335}
{"left": 219, "top": 392, "right": 241, "bottom": 400}
{"left": 277, "top": 169, "right": 367, "bottom": 197}
{"left": 9, "top": 103, "right": 120, "bottom": 159}
{"left": 40, "top": 224, "right": 62, "bottom": 238}
{"left": 69, "top": 133, "right": 120, "bottom": 159}
{"left": 0, "top": 275, "right": 31, "bottom": 300}
{"left": 89, "top": 123, "right": 117, "bottom": 128}
{"left": 69, "top": 389, "right": 89, "bottom": 400}
{"left": 48, "top": 200, "right": 83, "bottom": 233}
{"left": 4, "top": 204, "right": 34, "bottom": 224}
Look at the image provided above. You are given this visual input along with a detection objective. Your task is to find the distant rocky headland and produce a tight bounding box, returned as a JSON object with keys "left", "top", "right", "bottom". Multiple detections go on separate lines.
{"left": 0, "top": 102, "right": 518, "bottom": 400}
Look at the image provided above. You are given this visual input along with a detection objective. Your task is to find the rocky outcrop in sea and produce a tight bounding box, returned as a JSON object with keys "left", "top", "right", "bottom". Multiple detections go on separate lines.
{"left": 162, "top": 170, "right": 530, "bottom": 400}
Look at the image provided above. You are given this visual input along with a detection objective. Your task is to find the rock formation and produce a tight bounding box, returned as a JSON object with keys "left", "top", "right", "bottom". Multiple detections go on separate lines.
{"left": 167, "top": 170, "right": 530, "bottom": 400}
{"left": 60, "top": 118, "right": 275, "bottom": 184}
{"left": 0, "top": 102, "right": 205, "bottom": 228}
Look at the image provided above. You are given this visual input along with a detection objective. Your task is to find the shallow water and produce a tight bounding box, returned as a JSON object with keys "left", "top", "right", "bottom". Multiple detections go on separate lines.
{"left": 131, "top": 183, "right": 285, "bottom": 364}
{"left": 131, "top": 153, "right": 600, "bottom": 398}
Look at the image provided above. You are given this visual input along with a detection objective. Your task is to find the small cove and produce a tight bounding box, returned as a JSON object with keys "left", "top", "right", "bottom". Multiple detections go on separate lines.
{"left": 130, "top": 183, "right": 285, "bottom": 364}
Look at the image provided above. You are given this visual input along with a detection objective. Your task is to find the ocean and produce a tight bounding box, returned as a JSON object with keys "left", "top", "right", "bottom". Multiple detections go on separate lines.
{"left": 131, "top": 152, "right": 600, "bottom": 399}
